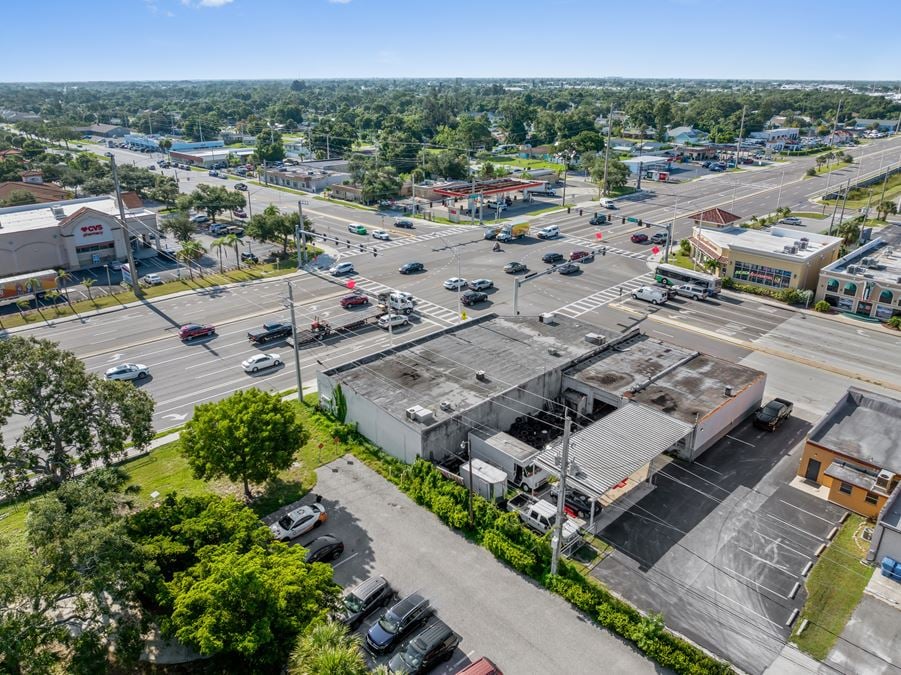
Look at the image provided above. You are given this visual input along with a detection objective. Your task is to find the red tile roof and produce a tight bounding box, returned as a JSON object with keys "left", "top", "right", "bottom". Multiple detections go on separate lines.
{"left": 0, "top": 181, "right": 69, "bottom": 203}
{"left": 121, "top": 191, "right": 143, "bottom": 209}
{"left": 686, "top": 207, "right": 741, "bottom": 226}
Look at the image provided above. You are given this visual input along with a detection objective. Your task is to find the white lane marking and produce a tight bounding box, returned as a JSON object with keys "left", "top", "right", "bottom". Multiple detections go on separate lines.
{"left": 705, "top": 587, "right": 784, "bottom": 630}
{"left": 451, "top": 652, "right": 476, "bottom": 669}
{"left": 764, "top": 513, "right": 824, "bottom": 541}
{"left": 777, "top": 499, "right": 837, "bottom": 525}
{"left": 726, "top": 434, "right": 755, "bottom": 448}
{"left": 722, "top": 565, "right": 789, "bottom": 601}
{"left": 736, "top": 546, "right": 798, "bottom": 578}
{"left": 331, "top": 552, "right": 359, "bottom": 569}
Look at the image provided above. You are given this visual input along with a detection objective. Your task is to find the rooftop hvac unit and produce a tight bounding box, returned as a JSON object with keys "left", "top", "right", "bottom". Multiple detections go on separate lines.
{"left": 724, "top": 385, "right": 733, "bottom": 397}
{"left": 789, "top": 246, "right": 799, "bottom": 254}
{"left": 846, "top": 265, "right": 860, "bottom": 274}
{"left": 539, "top": 312, "right": 557, "bottom": 324}
{"left": 51, "top": 206, "right": 66, "bottom": 220}
{"left": 584, "top": 333, "right": 607, "bottom": 345}
{"left": 439, "top": 401, "right": 452, "bottom": 412}
{"left": 798, "top": 239, "right": 809, "bottom": 250}
{"left": 783, "top": 245, "right": 794, "bottom": 254}
{"left": 875, "top": 470, "right": 895, "bottom": 491}
{"left": 861, "top": 257, "right": 874, "bottom": 267}
{"left": 547, "top": 347, "right": 560, "bottom": 357}
{"left": 413, "top": 408, "right": 435, "bottom": 424}
{"left": 475, "top": 370, "right": 487, "bottom": 381}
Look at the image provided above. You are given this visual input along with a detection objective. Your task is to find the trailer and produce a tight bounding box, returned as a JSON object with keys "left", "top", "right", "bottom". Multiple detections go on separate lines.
{"left": 287, "top": 307, "right": 384, "bottom": 347}
{"left": 0, "top": 269, "right": 58, "bottom": 302}
{"left": 469, "top": 429, "right": 549, "bottom": 491}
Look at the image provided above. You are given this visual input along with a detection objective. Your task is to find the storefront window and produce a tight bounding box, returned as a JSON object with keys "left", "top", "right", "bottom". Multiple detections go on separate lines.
{"left": 879, "top": 289, "right": 893, "bottom": 304}
{"left": 826, "top": 279, "right": 839, "bottom": 293}
{"left": 842, "top": 282, "right": 858, "bottom": 296}
{"left": 733, "top": 261, "right": 792, "bottom": 288}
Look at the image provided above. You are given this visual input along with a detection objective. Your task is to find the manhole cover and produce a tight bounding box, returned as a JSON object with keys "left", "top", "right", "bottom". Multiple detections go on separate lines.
{"left": 863, "top": 528, "right": 873, "bottom": 541}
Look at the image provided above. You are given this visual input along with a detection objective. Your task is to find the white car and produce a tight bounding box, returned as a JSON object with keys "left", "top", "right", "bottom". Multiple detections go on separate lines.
{"left": 142, "top": 273, "right": 163, "bottom": 286}
{"left": 443, "top": 277, "right": 468, "bottom": 290}
{"left": 372, "top": 229, "right": 391, "bottom": 241}
{"left": 468, "top": 278, "right": 494, "bottom": 291}
{"left": 269, "top": 503, "right": 327, "bottom": 541}
{"left": 329, "top": 262, "right": 355, "bottom": 276}
{"left": 631, "top": 286, "right": 669, "bottom": 305}
{"left": 241, "top": 353, "right": 282, "bottom": 373}
{"left": 105, "top": 363, "right": 149, "bottom": 381}
{"left": 110, "top": 260, "right": 124, "bottom": 271}
{"left": 378, "top": 314, "right": 409, "bottom": 329}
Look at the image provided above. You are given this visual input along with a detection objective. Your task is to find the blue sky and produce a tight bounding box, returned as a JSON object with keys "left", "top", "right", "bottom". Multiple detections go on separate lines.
{"left": 4, "top": 0, "right": 899, "bottom": 82}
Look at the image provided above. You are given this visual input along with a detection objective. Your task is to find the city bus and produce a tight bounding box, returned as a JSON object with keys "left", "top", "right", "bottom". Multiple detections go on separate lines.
{"left": 653, "top": 263, "right": 722, "bottom": 296}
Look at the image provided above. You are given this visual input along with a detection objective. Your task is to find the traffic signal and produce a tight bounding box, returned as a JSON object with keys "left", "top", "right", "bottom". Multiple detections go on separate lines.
{"left": 373, "top": 251, "right": 378, "bottom": 257}
{"left": 601, "top": 247, "right": 607, "bottom": 256}
{"left": 621, "top": 217, "right": 626, "bottom": 224}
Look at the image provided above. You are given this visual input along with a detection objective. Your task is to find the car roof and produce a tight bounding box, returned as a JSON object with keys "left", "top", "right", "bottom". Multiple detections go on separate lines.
{"left": 457, "top": 657, "right": 500, "bottom": 675}
{"left": 409, "top": 620, "right": 453, "bottom": 650}
{"left": 390, "top": 592, "right": 427, "bottom": 616}
{"left": 308, "top": 534, "right": 339, "bottom": 550}
{"left": 347, "top": 575, "right": 389, "bottom": 599}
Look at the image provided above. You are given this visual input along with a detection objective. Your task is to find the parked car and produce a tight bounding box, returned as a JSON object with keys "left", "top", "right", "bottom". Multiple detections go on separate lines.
{"left": 394, "top": 219, "right": 415, "bottom": 229}
{"left": 443, "top": 277, "right": 467, "bottom": 290}
{"left": 365, "top": 593, "right": 433, "bottom": 655}
{"left": 378, "top": 314, "right": 409, "bottom": 330}
{"left": 190, "top": 214, "right": 209, "bottom": 224}
{"left": 456, "top": 657, "right": 504, "bottom": 675}
{"left": 372, "top": 229, "right": 391, "bottom": 240}
{"left": 142, "top": 273, "right": 164, "bottom": 286}
{"left": 304, "top": 534, "right": 344, "bottom": 563}
{"left": 779, "top": 217, "right": 802, "bottom": 225}
{"left": 630, "top": 233, "right": 649, "bottom": 244}
{"left": 556, "top": 262, "right": 580, "bottom": 275}
{"left": 348, "top": 223, "right": 368, "bottom": 235}
{"left": 674, "top": 283, "right": 708, "bottom": 301}
{"left": 650, "top": 232, "right": 668, "bottom": 245}
{"left": 240, "top": 252, "right": 259, "bottom": 263}
{"left": 461, "top": 290, "right": 488, "bottom": 306}
{"left": 241, "top": 353, "right": 282, "bottom": 373}
{"left": 233, "top": 209, "right": 247, "bottom": 219}
{"left": 541, "top": 252, "right": 564, "bottom": 264}
{"left": 503, "top": 262, "right": 527, "bottom": 274}
{"left": 754, "top": 398, "right": 794, "bottom": 431}
{"left": 468, "top": 278, "right": 494, "bottom": 291}
{"left": 336, "top": 576, "right": 396, "bottom": 630}
{"left": 178, "top": 323, "right": 216, "bottom": 340}
{"left": 388, "top": 620, "right": 461, "bottom": 674}
{"left": 329, "top": 262, "right": 356, "bottom": 276}
{"left": 340, "top": 294, "right": 369, "bottom": 308}
{"left": 105, "top": 363, "right": 149, "bottom": 381}
{"left": 269, "top": 503, "right": 326, "bottom": 541}
{"left": 631, "top": 286, "right": 668, "bottom": 305}
{"left": 234, "top": 183, "right": 248, "bottom": 191}
{"left": 399, "top": 261, "right": 424, "bottom": 274}
{"left": 569, "top": 250, "right": 594, "bottom": 263}
{"left": 110, "top": 260, "right": 124, "bottom": 271}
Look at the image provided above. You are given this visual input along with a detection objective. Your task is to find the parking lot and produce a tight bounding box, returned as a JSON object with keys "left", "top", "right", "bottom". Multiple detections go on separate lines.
{"left": 268, "top": 457, "right": 657, "bottom": 675}
{"left": 591, "top": 417, "right": 846, "bottom": 675}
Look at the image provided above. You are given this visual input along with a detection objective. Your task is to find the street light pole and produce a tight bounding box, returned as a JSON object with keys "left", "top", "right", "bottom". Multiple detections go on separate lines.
{"left": 297, "top": 200, "right": 306, "bottom": 269}
{"left": 550, "top": 411, "right": 572, "bottom": 577}
{"left": 602, "top": 103, "right": 613, "bottom": 197}
{"left": 108, "top": 154, "right": 142, "bottom": 296}
{"left": 286, "top": 281, "right": 303, "bottom": 403}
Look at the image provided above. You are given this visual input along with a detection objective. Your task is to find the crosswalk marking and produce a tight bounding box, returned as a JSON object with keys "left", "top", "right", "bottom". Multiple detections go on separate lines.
{"left": 554, "top": 273, "right": 653, "bottom": 318}
{"left": 562, "top": 234, "right": 650, "bottom": 260}
{"left": 350, "top": 275, "right": 458, "bottom": 325}
{"left": 338, "top": 227, "right": 473, "bottom": 258}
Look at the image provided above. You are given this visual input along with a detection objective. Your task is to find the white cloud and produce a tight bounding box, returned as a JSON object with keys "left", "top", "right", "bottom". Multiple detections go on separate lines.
{"left": 329, "top": 0, "right": 352, "bottom": 4}
{"left": 181, "top": 0, "right": 234, "bottom": 7}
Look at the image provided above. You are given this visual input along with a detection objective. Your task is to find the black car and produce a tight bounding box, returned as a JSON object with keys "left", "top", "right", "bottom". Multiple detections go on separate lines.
{"left": 394, "top": 219, "right": 415, "bottom": 229}
{"left": 366, "top": 593, "right": 432, "bottom": 655}
{"left": 542, "top": 252, "right": 564, "bottom": 264}
{"left": 550, "top": 484, "right": 600, "bottom": 520}
{"left": 304, "top": 534, "right": 344, "bottom": 563}
{"left": 460, "top": 290, "right": 488, "bottom": 306}
{"left": 336, "top": 576, "right": 396, "bottom": 630}
{"left": 399, "top": 262, "right": 424, "bottom": 274}
{"left": 240, "top": 252, "right": 259, "bottom": 263}
{"left": 556, "top": 262, "right": 580, "bottom": 275}
{"left": 589, "top": 214, "right": 607, "bottom": 226}
{"left": 388, "top": 620, "right": 461, "bottom": 674}
{"left": 503, "top": 261, "right": 527, "bottom": 274}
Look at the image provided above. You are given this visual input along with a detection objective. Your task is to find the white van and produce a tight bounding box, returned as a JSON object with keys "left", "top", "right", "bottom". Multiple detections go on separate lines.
{"left": 600, "top": 198, "right": 615, "bottom": 209}
{"left": 537, "top": 225, "right": 560, "bottom": 240}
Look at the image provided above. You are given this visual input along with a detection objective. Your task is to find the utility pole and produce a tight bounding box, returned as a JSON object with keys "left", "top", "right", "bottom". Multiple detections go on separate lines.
{"left": 296, "top": 200, "right": 306, "bottom": 269}
{"left": 108, "top": 154, "right": 142, "bottom": 296}
{"left": 286, "top": 282, "right": 303, "bottom": 403}
{"left": 636, "top": 161, "right": 644, "bottom": 191}
{"left": 550, "top": 411, "right": 572, "bottom": 577}
{"left": 513, "top": 277, "right": 520, "bottom": 316}
{"left": 463, "top": 439, "right": 474, "bottom": 526}
{"left": 837, "top": 177, "right": 852, "bottom": 229}
{"left": 561, "top": 160, "right": 569, "bottom": 207}
{"left": 829, "top": 99, "right": 842, "bottom": 147}
{"left": 735, "top": 106, "right": 746, "bottom": 168}
{"left": 326, "top": 134, "right": 330, "bottom": 160}
{"left": 602, "top": 103, "right": 613, "bottom": 196}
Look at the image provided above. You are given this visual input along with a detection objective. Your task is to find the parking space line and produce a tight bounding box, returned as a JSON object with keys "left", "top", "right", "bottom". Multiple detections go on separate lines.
{"left": 764, "top": 514, "right": 824, "bottom": 541}
{"left": 451, "top": 651, "right": 476, "bottom": 669}
{"left": 721, "top": 566, "right": 790, "bottom": 601}
{"left": 777, "top": 499, "right": 837, "bottom": 524}
{"left": 332, "top": 552, "right": 359, "bottom": 569}
{"left": 750, "top": 527, "right": 816, "bottom": 561}
{"left": 705, "top": 587, "right": 784, "bottom": 629}
{"left": 726, "top": 434, "right": 755, "bottom": 447}
{"left": 736, "top": 546, "right": 798, "bottom": 579}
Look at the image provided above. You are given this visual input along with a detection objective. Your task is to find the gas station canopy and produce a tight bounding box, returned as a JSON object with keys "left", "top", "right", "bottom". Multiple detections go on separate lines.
{"left": 432, "top": 178, "right": 547, "bottom": 198}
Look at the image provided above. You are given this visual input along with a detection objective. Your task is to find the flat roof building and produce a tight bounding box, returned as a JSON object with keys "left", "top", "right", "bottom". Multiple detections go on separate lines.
{"left": 0, "top": 196, "right": 159, "bottom": 277}
{"left": 622, "top": 155, "right": 670, "bottom": 174}
{"left": 76, "top": 123, "right": 129, "bottom": 138}
{"left": 261, "top": 165, "right": 350, "bottom": 193}
{"left": 798, "top": 387, "right": 901, "bottom": 519}
{"left": 815, "top": 225, "right": 901, "bottom": 321}
{"left": 690, "top": 225, "right": 842, "bottom": 291}
{"left": 170, "top": 147, "right": 254, "bottom": 168}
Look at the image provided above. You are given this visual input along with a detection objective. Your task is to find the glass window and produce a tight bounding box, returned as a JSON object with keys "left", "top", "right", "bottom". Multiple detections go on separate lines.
{"left": 879, "top": 289, "right": 893, "bottom": 304}
{"left": 839, "top": 481, "right": 853, "bottom": 495}
{"left": 843, "top": 282, "right": 858, "bottom": 296}
{"left": 826, "top": 279, "right": 839, "bottom": 292}
{"left": 865, "top": 492, "right": 879, "bottom": 505}
{"left": 733, "top": 261, "right": 792, "bottom": 288}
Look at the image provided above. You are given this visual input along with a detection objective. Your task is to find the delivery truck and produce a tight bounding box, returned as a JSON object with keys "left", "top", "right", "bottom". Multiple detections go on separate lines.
{"left": 468, "top": 429, "right": 549, "bottom": 491}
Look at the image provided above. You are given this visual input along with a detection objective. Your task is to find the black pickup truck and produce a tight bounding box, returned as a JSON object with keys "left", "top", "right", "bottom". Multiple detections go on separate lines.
{"left": 247, "top": 321, "right": 293, "bottom": 344}
{"left": 754, "top": 398, "right": 793, "bottom": 431}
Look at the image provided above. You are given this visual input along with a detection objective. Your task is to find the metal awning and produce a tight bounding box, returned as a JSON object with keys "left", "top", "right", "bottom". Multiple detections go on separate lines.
{"left": 536, "top": 403, "right": 692, "bottom": 499}
{"left": 432, "top": 178, "right": 546, "bottom": 198}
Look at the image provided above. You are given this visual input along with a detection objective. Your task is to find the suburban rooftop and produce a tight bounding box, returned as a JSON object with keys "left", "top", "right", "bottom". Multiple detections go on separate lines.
{"left": 0, "top": 196, "right": 152, "bottom": 234}
{"left": 823, "top": 227, "right": 901, "bottom": 284}
{"left": 808, "top": 387, "right": 901, "bottom": 471}
{"left": 696, "top": 226, "right": 842, "bottom": 260}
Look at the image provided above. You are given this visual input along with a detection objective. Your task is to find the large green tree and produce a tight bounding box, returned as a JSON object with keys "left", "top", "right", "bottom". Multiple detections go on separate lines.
{"left": 246, "top": 205, "right": 310, "bottom": 254}
{"left": 0, "top": 338, "right": 154, "bottom": 491}
{"left": 591, "top": 156, "right": 630, "bottom": 196}
{"left": 161, "top": 210, "right": 197, "bottom": 243}
{"left": 255, "top": 128, "right": 286, "bottom": 163}
{"left": 361, "top": 167, "right": 403, "bottom": 204}
{"left": 180, "top": 389, "right": 308, "bottom": 500}
{"left": 189, "top": 184, "right": 244, "bottom": 222}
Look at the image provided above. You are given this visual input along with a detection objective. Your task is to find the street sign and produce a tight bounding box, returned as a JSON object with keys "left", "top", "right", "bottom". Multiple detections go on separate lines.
{"left": 651, "top": 246, "right": 660, "bottom": 255}
{"left": 299, "top": 200, "right": 310, "bottom": 205}
{"left": 345, "top": 279, "right": 356, "bottom": 289}
{"left": 595, "top": 232, "right": 603, "bottom": 240}
{"left": 627, "top": 217, "right": 639, "bottom": 223}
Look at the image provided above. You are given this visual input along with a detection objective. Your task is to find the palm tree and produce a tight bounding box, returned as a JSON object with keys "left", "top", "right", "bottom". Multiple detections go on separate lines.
{"left": 15, "top": 298, "right": 31, "bottom": 320}
{"left": 877, "top": 200, "right": 898, "bottom": 221}
{"left": 44, "top": 289, "right": 62, "bottom": 316}
{"left": 221, "top": 232, "right": 241, "bottom": 270}
{"left": 177, "top": 239, "right": 207, "bottom": 280}
{"left": 210, "top": 236, "right": 228, "bottom": 274}
{"left": 55, "top": 269, "right": 74, "bottom": 305}
{"left": 83, "top": 277, "right": 96, "bottom": 302}
{"left": 288, "top": 621, "right": 367, "bottom": 675}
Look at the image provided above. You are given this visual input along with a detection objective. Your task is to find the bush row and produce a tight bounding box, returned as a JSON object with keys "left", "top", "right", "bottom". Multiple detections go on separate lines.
{"left": 722, "top": 278, "right": 810, "bottom": 305}
{"left": 325, "top": 410, "right": 734, "bottom": 674}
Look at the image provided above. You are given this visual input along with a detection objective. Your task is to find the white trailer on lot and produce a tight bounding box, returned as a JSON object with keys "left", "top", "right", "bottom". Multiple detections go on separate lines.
{"left": 460, "top": 458, "right": 508, "bottom": 503}
{"left": 469, "top": 429, "right": 549, "bottom": 491}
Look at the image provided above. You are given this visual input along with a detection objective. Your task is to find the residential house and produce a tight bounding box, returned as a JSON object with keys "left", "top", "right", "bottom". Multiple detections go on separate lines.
{"left": 665, "top": 126, "right": 709, "bottom": 144}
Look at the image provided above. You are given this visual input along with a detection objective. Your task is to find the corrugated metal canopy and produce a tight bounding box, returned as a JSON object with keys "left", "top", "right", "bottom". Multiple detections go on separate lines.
{"left": 536, "top": 403, "right": 692, "bottom": 498}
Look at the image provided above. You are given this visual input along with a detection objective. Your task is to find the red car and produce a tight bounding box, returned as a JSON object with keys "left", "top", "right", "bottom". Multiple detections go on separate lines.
{"left": 569, "top": 250, "right": 594, "bottom": 262}
{"left": 630, "top": 233, "right": 649, "bottom": 244}
{"left": 179, "top": 323, "right": 215, "bottom": 340}
{"left": 340, "top": 294, "right": 369, "bottom": 308}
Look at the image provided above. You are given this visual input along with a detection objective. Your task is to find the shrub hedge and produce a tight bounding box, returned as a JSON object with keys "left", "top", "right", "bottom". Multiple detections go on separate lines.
{"left": 321, "top": 408, "right": 734, "bottom": 674}
{"left": 722, "top": 278, "right": 809, "bottom": 305}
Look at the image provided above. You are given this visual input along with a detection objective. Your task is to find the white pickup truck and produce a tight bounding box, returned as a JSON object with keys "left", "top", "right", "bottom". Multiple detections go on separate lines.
{"left": 508, "top": 495, "right": 583, "bottom": 544}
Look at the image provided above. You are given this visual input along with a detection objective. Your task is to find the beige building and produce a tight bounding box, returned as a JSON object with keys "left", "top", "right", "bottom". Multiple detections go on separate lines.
{"left": 0, "top": 197, "right": 160, "bottom": 277}
{"left": 690, "top": 226, "right": 842, "bottom": 291}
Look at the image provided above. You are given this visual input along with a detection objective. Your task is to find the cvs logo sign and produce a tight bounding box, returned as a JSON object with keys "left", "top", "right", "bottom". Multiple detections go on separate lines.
{"left": 80, "top": 224, "right": 104, "bottom": 235}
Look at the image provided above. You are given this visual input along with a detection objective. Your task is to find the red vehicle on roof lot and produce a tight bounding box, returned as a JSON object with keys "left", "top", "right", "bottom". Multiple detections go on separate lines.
{"left": 178, "top": 323, "right": 216, "bottom": 340}
{"left": 340, "top": 294, "right": 370, "bottom": 308}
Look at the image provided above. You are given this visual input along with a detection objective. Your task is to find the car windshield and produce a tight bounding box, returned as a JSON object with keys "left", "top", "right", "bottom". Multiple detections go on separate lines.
{"left": 400, "top": 648, "right": 423, "bottom": 668}
{"left": 378, "top": 612, "right": 400, "bottom": 634}
{"left": 343, "top": 593, "right": 364, "bottom": 613}
{"left": 277, "top": 515, "right": 294, "bottom": 529}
